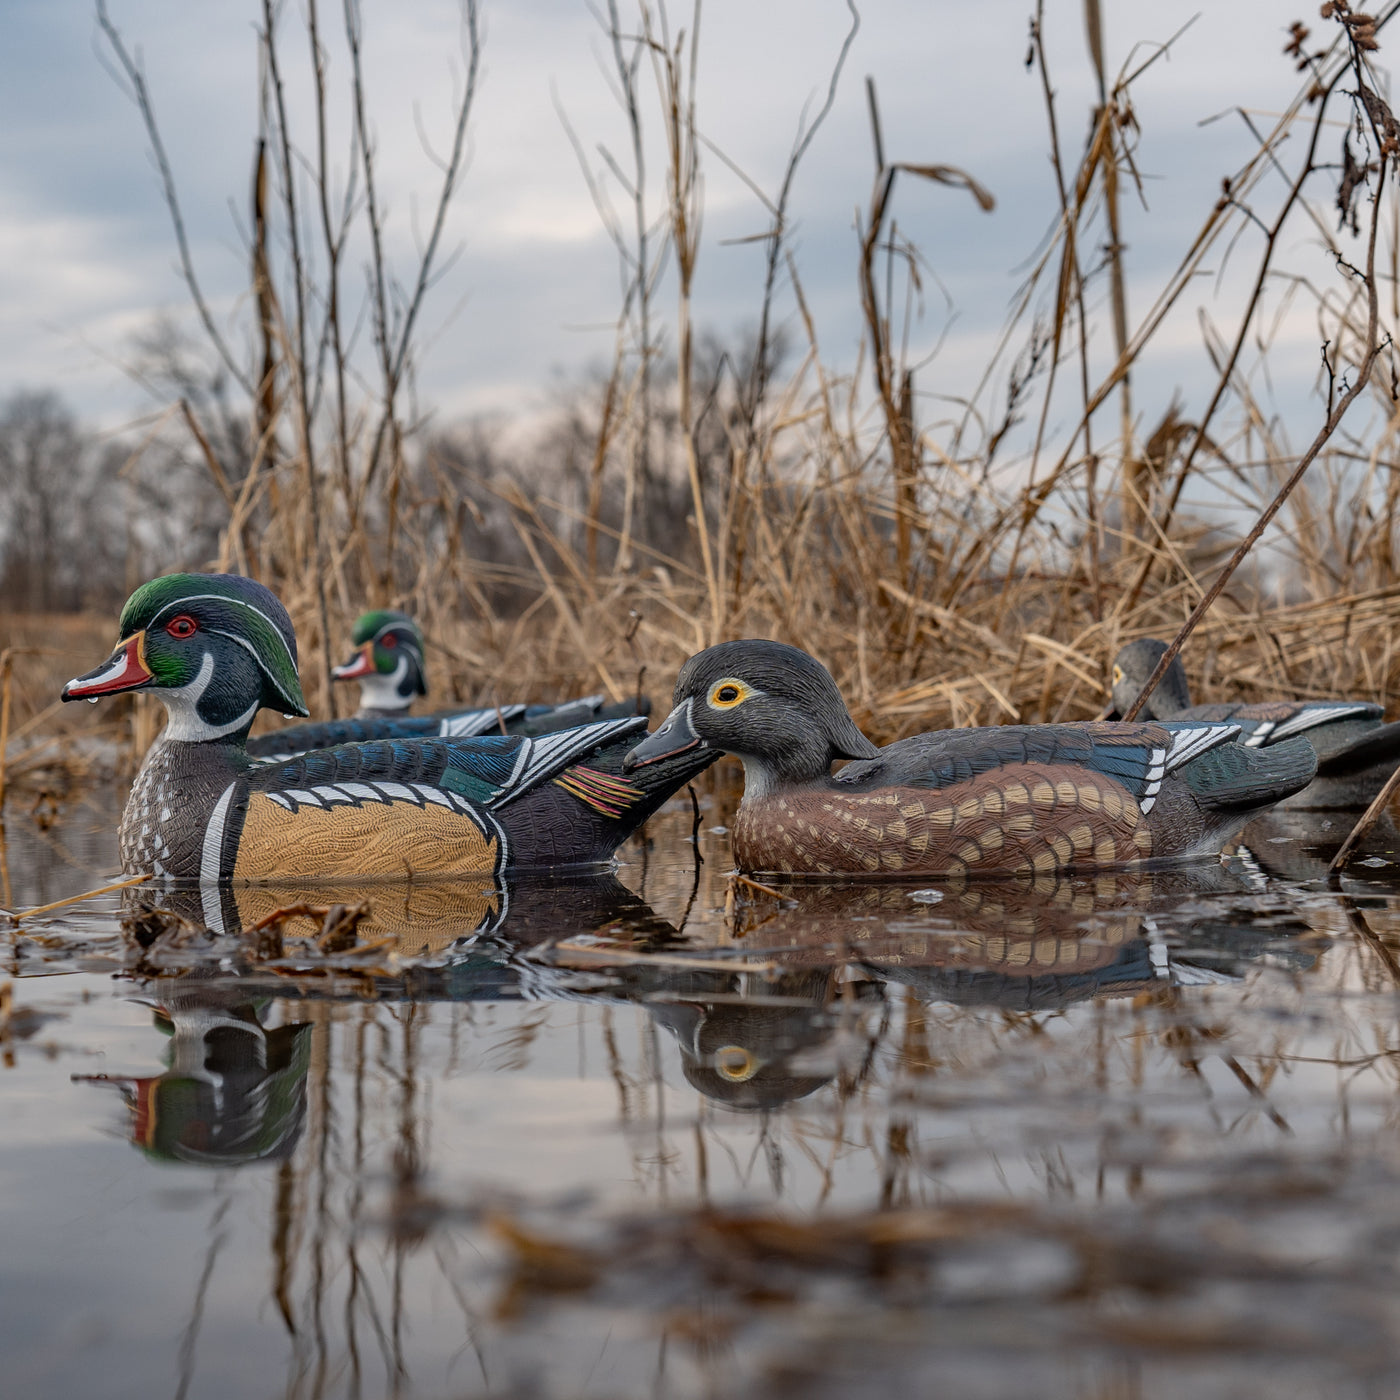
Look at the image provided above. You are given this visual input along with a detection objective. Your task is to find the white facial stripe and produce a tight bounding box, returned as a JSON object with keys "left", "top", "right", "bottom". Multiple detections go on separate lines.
{"left": 159, "top": 652, "right": 261, "bottom": 742}
{"left": 372, "top": 620, "right": 423, "bottom": 656}
{"left": 204, "top": 626, "right": 302, "bottom": 713}
{"left": 147, "top": 592, "right": 299, "bottom": 683}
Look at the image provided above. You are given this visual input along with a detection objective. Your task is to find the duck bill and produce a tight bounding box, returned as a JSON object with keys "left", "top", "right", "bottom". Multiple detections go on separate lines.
{"left": 331, "top": 641, "right": 376, "bottom": 682}
{"left": 623, "top": 698, "right": 706, "bottom": 770}
{"left": 61, "top": 633, "right": 153, "bottom": 701}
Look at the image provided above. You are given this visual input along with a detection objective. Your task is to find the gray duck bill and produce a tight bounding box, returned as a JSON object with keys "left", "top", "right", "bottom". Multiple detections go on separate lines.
{"left": 623, "top": 699, "right": 706, "bottom": 769}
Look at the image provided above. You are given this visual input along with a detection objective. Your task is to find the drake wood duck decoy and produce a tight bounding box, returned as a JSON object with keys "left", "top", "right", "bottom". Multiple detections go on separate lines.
{"left": 1110, "top": 637, "right": 1400, "bottom": 808}
{"left": 246, "top": 607, "right": 645, "bottom": 761}
{"left": 623, "top": 640, "right": 1317, "bottom": 878}
{"left": 61, "top": 573, "right": 715, "bottom": 882}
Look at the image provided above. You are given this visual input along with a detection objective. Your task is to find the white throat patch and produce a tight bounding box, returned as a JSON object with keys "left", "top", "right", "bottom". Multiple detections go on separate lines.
{"left": 160, "top": 652, "right": 260, "bottom": 743}
{"left": 356, "top": 656, "right": 413, "bottom": 714}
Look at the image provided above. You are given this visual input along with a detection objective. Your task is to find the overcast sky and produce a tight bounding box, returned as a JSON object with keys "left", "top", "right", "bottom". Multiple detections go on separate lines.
{"left": 0, "top": 1, "right": 1356, "bottom": 445}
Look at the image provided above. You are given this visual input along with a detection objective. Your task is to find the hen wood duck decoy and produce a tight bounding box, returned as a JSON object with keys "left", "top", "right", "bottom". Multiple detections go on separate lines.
{"left": 245, "top": 607, "right": 645, "bottom": 762}
{"left": 1110, "top": 637, "right": 1400, "bottom": 808}
{"left": 61, "top": 573, "right": 715, "bottom": 883}
{"left": 623, "top": 640, "right": 1317, "bottom": 878}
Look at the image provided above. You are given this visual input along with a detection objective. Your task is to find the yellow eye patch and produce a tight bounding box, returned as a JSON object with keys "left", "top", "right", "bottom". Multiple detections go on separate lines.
{"left": 1112, "top": 666, "right": 1124, "bottom": 684}
{"left": 715, "top": 1046, "right": 758, "bottom": 1082}
{"left": 707, "top": 678, "right": 751, "bottom": 709}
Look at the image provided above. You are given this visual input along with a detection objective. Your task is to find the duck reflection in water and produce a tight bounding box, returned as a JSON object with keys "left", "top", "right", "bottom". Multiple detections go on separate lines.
{"left": 125, "top": 869, "right": 680, "bottom": 963}
{"left": 593, "top": 960, "right": 885, "bottom": 1112}
{"left": 720, "top": 859, "right": 1321, "bottom": 1012}
{"left": 105, "top": 858, "right": 1322, "bottom": 1136}
{"left": 77, "top": 988, "right": 313, "bottom": 1166}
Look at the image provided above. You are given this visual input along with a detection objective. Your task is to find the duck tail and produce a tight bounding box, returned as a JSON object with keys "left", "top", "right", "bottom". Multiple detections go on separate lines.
{"left": 1315, "top": 717, "right": 1400, "bottom": 776}
{"left": 598, "top": 695, "right": 652, "bottom": 721}
{"left": 1185, "top": 734, "right": 1317, "bottom": 811}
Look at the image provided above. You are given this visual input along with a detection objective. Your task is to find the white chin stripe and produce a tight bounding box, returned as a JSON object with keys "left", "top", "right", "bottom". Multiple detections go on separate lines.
{"left": 356, "top": 658, "right": 412, "bottom": 711}
{"left": 160, "top": 653, "right": 260, "bottom": 742}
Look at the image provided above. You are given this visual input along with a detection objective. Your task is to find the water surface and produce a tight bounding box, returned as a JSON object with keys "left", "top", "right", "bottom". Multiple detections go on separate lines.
{"left": 5, "top": 789, "right": 1400, "bottom": 1399}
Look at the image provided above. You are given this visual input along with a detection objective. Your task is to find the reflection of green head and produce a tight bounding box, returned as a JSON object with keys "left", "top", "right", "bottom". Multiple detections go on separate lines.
{"left": 123, "top": 1007, "right": 314, "bottom": 1166}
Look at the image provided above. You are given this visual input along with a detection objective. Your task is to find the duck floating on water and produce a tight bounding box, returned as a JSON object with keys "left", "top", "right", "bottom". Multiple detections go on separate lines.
{"left": 61, "top": 573, "right": 714, "bottom": 882}
{"left": 246, "top": 607, "right": 645, "bottom": 762}
{"left": 623, "top": 639, "right": 1317, "bottom": 878}
{"left": 1109, "top": 637, "right": 1400, "bottom": 808}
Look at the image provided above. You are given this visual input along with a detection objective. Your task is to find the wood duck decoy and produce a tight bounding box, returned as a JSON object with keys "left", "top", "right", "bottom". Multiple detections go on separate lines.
{"left": 61, "top": 573, "right": 715, "bottom": 882}
{"left": 245, "top": 607, "right": 646, "bottom": 762}
{"left": 1109, "top": 637, "right": 1400, "bottom": 808}
{"left": 623, "top": 640, "right": 1317, "bottom": 878}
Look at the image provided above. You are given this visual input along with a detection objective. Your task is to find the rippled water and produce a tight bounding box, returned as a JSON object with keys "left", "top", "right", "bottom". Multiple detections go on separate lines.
{"left": 6, "top": 786, "right": 1400, "bottom": 1399}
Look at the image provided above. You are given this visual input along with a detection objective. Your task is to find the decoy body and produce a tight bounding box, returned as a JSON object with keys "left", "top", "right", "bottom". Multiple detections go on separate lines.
{"left": 1110, "top": 637, "right": 1400, "bottom": 808}
{"left": 246, "top": 607, "right": 645, "bottom": 762}
{"left": 62, "top": 574, "right": 714, "bottom": 883}
{"left": 624, "top": 640, "right": 1317, "bottom": 878}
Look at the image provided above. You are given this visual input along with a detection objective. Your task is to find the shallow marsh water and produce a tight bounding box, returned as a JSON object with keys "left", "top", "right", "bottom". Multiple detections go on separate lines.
{"left": 7, "top": 785, "right": 1400, "bottom": 1398}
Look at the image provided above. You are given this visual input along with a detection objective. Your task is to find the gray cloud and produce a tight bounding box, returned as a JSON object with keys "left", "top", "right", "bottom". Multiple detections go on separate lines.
{"left": 0, "top": 0, "right": 1354, "bottom": 445}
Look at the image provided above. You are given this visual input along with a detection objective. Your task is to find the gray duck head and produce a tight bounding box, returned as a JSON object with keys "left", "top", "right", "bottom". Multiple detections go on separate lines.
{"left": 622, "top": 639, "right": 878, "bottom": 792}
{"left": 61, "top": 572, "right": 309, "bottom": 742}
{"left": 1109, "top": 637, "right": 1193, "bottom": 720}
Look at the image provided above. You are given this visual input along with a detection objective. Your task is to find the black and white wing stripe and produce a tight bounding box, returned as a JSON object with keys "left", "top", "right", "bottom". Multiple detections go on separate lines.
{"left": 436, "top": 704, "right": 530, "bottom": 738}
{"left": 1137, "top": 723, "right": 1240, "bottom": 815}
{"left": 489, "top": 716, "right": 646, "bottom": 807}
{"left": 1241, "top": 702, "right": 1377, "bottom": 748}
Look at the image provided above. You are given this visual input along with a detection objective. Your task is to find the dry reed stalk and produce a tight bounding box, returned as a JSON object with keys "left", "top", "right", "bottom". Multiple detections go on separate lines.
{"left": 8, "top": 873, "right": 151, "bottom": 923}
{"left": 0, "top": 650, "right": 12, "bottom": 816}
{"left": 1123, "top": 11, "right": 1396, "bottom": 719}
{"left": 60, "top": 0, "right": 1400, "bottom": 769}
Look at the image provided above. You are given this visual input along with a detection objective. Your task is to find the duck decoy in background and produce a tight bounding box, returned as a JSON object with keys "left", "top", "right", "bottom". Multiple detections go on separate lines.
{"left": 333, "top": 608, "right": 430, "bottom": 716}
{"left": 246, "top": 607, "right": 646, "bottom": 761}
{"left": 623, "top": 639, "right": 1317, "bottom": 878}
{"left": 61, "top": 573, "right": 715, "bottom": 882}
{"left": 1110, "top": 637, "right": 1400, "bottom": 808}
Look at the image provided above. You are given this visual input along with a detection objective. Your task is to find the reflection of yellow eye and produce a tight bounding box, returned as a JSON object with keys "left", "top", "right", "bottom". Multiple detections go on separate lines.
{"left": 715, "top": 1045, "right": 758, "bottom": 1081}
{"left": 1112, "top": 666, "right": 1124, "bottom": 684}
{"left": 708, "top": 678, "right": 750, "bottom": 709}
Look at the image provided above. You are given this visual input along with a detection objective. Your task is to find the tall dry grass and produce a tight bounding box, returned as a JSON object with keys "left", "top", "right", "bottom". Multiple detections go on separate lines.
{"left": 51, "top": 0, "right": 1400, "bottom": 760}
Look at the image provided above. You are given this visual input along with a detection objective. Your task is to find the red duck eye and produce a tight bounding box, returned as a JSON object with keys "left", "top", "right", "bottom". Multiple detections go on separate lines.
{"left": 166, "top": 615, "right": 198, "bottom": 639}
{"left": 382, "top": 633, "right": 398, "bottom": 648}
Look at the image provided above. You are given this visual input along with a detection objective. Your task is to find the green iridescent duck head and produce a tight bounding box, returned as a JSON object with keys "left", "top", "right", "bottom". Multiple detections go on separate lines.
{"left": 1108, "top": 638, "right": 1193, "bottom": 721}
{"left": 61, "top": 572, "right": 309, "bottom": 741}
{"left": 331, "top": 609, "right": 427, "bottom": 714}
